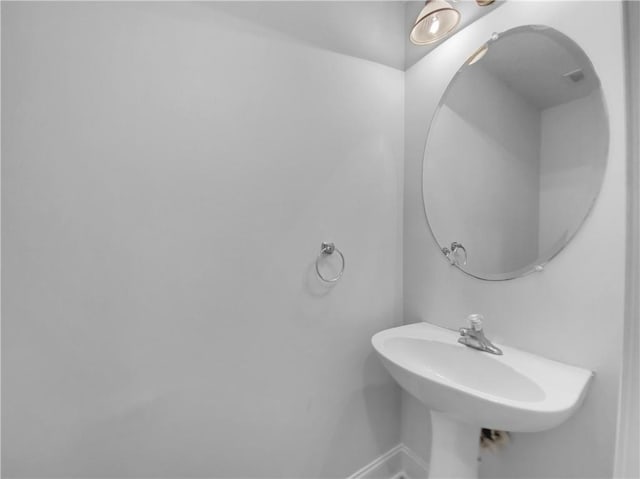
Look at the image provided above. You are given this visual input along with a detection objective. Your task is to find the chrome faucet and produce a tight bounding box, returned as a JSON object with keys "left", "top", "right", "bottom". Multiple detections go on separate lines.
{"left": 458, "top": 314, "right": 503, "bottom": 355}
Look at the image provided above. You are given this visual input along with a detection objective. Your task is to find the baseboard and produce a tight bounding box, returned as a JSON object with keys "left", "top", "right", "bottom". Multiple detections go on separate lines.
{"left": 347, "top": 444, "right": 404, "bottom": 479}
{"left": 400, "top": 445, "right": 429, "bottom": 479}
{"left": 347, "top": 444, "right": 429, "bottom": 479}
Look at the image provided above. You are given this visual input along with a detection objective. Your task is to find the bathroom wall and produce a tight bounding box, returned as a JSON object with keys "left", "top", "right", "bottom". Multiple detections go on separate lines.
{"left": 404, "top": 2, "right": 626, "bottom": 478}
{"left": 1, "top": 2, "right": 405, "bottom": 477}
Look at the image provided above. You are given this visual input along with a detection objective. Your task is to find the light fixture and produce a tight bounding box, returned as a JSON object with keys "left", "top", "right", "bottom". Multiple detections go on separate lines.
{"left": 476, "top": 0, "right": 496, "bottom": 5}
{"left": 410, "top": 0, "right": 461, "bottom": 46}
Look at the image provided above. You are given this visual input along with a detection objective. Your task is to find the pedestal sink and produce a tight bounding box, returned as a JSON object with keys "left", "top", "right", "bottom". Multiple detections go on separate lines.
{"left": 371, "top": 322, "right": 593, "bottom": 479}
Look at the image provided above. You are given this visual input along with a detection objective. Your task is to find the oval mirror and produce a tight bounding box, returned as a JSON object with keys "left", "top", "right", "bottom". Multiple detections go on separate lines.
{"left": 422, "top": 25, "right": 608, "bottom": 280}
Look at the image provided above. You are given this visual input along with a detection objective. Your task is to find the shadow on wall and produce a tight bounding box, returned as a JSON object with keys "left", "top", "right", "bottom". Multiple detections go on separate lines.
{"left": 201, "top": 2, "right": 406, "bottom": 70}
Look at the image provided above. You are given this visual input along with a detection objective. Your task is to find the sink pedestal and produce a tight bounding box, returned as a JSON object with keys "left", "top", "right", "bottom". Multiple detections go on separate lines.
{"left": 428, "top": 411, "right": 480, "bottom": 479}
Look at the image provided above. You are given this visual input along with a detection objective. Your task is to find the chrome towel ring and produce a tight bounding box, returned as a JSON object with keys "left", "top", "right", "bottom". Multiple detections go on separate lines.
{"left": 315, "top": 242, "right": 345, "bottom": 283}
{"left": 442, "top": 241, "right": 467, "bottom": 266}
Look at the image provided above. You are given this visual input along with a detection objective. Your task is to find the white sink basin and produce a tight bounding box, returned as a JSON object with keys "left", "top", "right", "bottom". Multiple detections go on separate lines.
{"left": 372, "top": 322, "right": 592, "bottom": 432}
{"left": 372, "top": 322, "right": 593, "bottom": 478}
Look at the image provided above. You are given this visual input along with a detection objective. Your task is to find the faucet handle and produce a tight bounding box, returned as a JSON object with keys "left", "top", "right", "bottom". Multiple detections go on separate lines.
{"left": 467, "top": 314, "right": 484, "bottom": 331}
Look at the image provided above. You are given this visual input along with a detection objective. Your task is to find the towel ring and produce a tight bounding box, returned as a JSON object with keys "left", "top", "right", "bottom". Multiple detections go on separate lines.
{"left": 315, "top": 242, "right": 345, "bottom": 283}
{"left": 442, "top": 241, "right": 467, "bottom": 266}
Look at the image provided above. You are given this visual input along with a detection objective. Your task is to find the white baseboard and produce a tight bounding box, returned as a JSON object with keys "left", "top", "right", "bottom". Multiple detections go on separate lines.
{"left": 347, "top": 444, "right": 404, "bottom": 479}
{"left": 347, "top": 444, "right": 429, "bottom": 479}
{"left": 400, "top": 444, "right": 429, "bottom": 479}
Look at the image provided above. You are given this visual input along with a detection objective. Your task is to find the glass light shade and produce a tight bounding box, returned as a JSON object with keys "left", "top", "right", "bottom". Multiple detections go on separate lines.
{"left": 410, "top": 0, "right": 461, "bottom": 45}
{"left": 476, "top": 0, "right": 496, "bottom": 5}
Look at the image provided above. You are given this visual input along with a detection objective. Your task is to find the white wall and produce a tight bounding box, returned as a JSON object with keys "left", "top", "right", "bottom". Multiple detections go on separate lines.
{"left": 404, "top": 2, "right": 626, "bottom": 478}
{"left": 1, "top": 3, "right": 404, "bottom": 477}
{"left": 204, "top": 1, "right": 407, "bottom": 71}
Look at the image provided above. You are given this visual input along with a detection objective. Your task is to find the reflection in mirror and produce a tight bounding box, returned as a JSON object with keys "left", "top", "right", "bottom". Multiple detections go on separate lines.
{"left": 423, "top": 25, "right": 609, "bottom": 280}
